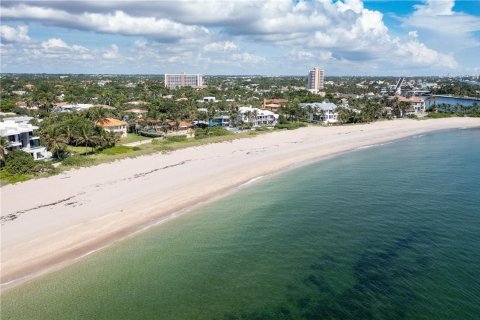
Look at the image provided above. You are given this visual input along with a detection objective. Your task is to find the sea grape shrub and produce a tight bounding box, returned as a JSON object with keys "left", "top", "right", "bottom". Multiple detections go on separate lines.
{"left": 4, "top": 150, "right": 37, "bottom": 175}
{"left": 194, "top": 127, "right": 232, "bottom": 139}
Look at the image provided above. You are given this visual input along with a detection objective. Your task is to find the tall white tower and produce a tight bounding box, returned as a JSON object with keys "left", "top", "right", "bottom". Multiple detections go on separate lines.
{"left": 307, "top": 67, "right": 325, "bottom": 93}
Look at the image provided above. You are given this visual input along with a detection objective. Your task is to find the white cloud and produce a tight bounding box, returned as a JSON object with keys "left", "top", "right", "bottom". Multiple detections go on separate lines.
{"left": 395, "top": 39, "right": 457, "bottom": 69}
{"left": 403, "top": 0, "right": 480, "bottom": 38}
{"left": 1, "top": 0, "right": 474, "bottom": 74}
{"left": 42, "top": 38, "right": 69, "bottom": 49}
{"left": 203, "top": 41, "right": 238, "bottom": 52}
{"left": 0, "top": 5, "right": 210, "bottom": 43}
{"left": 102, "top": 44, "right": 119, "bottom": 59}
{"left": 232, "top": 52, "right": 265, "bottom": 64}
{"left": 0, "top": 25, "right": 30, "bottom": 43}
{"left": 413, "top": 0, "right": 455, "bottom": 16}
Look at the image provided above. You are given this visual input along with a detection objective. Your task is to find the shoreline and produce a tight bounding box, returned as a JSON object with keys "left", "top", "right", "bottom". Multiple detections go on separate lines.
{"left": 1, "top": 118, "right": 479, "bottom": 291}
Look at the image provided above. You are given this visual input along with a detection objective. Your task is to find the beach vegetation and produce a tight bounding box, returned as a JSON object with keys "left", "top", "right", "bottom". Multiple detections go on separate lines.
{"left": 4, "top": 149, "right": 38, "bottom": 175}
{"left": 119, "top": 133, "right": 150, "bottom": 144}
{"left": 0, "top": 150, "right": 57, "bottom": 184}
{"left": 98, "top": 146, "right": 135, "bottom": 155}
{"left": 165, "top": 136, "right": 188, "bottom": 143}
{"left": 61, "top": 155, "right": 96, "bottom": 167}
{"left": 194, "top": 127, "right": 233, "bottom": 139}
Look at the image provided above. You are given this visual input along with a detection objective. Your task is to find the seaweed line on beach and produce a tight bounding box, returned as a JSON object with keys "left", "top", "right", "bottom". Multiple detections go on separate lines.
{"left": 132, "top": 160, "right": 191, "bottom": 179}
{"left": 1, "top": 194, "right": 81, "bottom": 225}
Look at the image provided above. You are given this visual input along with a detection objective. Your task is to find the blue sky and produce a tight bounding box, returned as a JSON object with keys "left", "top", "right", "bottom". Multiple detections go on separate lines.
{"left": 1, "top": 0, "right": 479, "bottom": 75}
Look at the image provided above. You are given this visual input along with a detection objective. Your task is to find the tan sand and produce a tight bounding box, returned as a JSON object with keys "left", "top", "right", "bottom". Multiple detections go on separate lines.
{"left": 1, "top": 118, "right": 479, "bottom": 288}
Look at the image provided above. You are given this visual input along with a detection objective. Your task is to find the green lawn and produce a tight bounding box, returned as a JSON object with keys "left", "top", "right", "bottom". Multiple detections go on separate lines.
{"left": 119, "top": 133, "right": 151, "bottom": 144}
{"left": 66, "top": 145, "right": 92, "bottom": 155}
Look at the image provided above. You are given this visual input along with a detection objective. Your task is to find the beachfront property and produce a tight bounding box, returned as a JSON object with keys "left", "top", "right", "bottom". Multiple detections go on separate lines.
{"left": 307, "top": 67, "right": 325, "bottom": 94}
{"left": 166, "top": 121, "right": 194, "bottom": 138}
{"left": 237, "top": 107, "right": 279, "bottom": 126}
{"left": 164, "top": 73, "right": 203, "bottom": 89}
{"left": 300, "top": 102, "right": 339, "bottom": 123}
{"left": 210, "top": 115, "right": 231, "bottom": 127}
{"left": 95, "top": 118, "right": 128, "bottom": 138}
{"left": 0, "top": 117, "right": 52, "bottom": 160}
{"left": 396, "top": 96, "right": 426, "bottom": 115}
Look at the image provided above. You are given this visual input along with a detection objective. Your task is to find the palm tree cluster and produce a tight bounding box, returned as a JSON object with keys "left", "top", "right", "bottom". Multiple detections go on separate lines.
{"left": 38, "top": 109, "right": 120, "bottom": 159}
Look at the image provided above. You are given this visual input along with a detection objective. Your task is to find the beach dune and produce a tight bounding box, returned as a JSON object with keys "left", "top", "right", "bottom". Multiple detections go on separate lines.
{"left": 1, "top": 118, "right": 479, "bottom": 287}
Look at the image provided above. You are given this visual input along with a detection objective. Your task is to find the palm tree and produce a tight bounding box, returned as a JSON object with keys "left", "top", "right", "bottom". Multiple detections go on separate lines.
{"left": 42, "top": 125, "right": 67, "bottom": 159}
{"left": 0, "top": 136, "right": 10, "bottom": 166}
{"left": 99, "top": 130, "right": 119, "bottom": 149}
{"left": 89, "top": 107, "right": 109, "bottom": 125}
{"left": 76, "top": 123, "right": 96, "bottom": 153}
{"left": 62, "top": 125, "right": 75, "bottom": 145}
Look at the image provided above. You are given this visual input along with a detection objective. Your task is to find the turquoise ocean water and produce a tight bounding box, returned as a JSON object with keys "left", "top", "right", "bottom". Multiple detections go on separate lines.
{"left": 2, "top": 128, "right": 480, "bottom": 319}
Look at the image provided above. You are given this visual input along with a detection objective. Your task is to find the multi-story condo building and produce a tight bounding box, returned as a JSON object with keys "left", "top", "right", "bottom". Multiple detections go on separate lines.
{"left": 0, "top": 117, "right": 51, "bottom": 160}
{"left": 307, "top": 67, "right": 325, "bottom": 93}
{"left": 164, "top": 73, "right": 203, "bottom": 89}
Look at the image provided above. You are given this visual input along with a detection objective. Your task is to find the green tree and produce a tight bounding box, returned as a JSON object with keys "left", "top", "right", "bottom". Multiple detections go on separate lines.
{"left": 41, "top": 125, "right": 68, "bottom": 159}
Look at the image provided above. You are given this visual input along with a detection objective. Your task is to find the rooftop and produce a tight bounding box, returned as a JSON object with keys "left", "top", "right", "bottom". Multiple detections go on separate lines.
{"left": 299, "top": 102, "right": 338, "bottom": 111}
{"left": 0, "top": 119, "right": 38, "bottom": 136}
{"left": 95, "top": 118, "right": 128, "bottom": 127}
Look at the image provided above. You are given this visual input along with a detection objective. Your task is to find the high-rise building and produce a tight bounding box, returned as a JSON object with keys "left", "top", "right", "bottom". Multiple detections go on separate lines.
{"left": 307, "top": 67, "right": 325, "bottom": 93}
{"left": 164, "top": 73, "right": 203, "bottom": 89}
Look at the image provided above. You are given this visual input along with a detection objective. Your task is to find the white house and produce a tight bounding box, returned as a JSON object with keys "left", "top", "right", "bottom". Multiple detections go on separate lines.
{"left": 0, "top": 118, "right": 51, "bottom": 160}
{"left": 237, "top": 107, "right": 279, "bottom": 127}
{"left": 52, "top": 103, "right": 95, "bottom": 112}
{"left": 300, "top": 102, "right": 339, "bottom": 123}
{"left": 124, "top": 108, "right": 148, "bottom": 118}
{"left": 95, "top": 118, "right": 128, "bottom": 138}
{"left": 196, "top": 96, "right": 217, "bottom": 103}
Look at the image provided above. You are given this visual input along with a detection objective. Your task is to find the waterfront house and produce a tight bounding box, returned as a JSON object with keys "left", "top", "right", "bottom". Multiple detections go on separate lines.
{"left": 167, "top": 121, "right": 194, "bottom": 138}
{"left": 95, "top": 118, "right": 128, "bottom": 138}
{"left": 0, "top": 118, "right": 51, "bottom": 160}
{"left": 237, "top": 107, "right": 279, "bottom": 127}
{"left": 395, "top": 96, "right": 426, "bottom": 115}
{"left": 210, "top": 115, "right": 231, "bottom": 127}
{"left": 300, "top": 102, "right": 339, "bottom": 123}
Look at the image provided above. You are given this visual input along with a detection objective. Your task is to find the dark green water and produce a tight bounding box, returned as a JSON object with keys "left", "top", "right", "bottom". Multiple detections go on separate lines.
{"left": 2, "top": 129, "right": 480, "bottom": 320}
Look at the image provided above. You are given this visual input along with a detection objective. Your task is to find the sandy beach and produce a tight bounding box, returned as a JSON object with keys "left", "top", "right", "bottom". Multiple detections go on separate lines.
{"left": 1, "top": 118, "right": 479, "bottom": 288}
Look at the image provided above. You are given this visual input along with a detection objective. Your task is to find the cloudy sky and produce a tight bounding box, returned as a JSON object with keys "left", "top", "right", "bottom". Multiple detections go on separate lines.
{"left": 1, "top": 0, "right": 479, "bottom": 75}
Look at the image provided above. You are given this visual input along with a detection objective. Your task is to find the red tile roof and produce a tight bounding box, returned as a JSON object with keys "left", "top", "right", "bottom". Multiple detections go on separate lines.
{"left": 95, "top": 117, "right": 127, "bottom": 127}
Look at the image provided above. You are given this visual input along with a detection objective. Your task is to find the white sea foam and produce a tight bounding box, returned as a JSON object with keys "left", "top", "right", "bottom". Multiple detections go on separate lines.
{"left": 239, "top": 176, "right": 265, "bottom": 187}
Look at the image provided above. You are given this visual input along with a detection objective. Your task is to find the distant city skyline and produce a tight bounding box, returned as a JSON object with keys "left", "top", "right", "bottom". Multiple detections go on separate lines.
{"left": 1, "top": 0, "right": 479, "bottom": 76}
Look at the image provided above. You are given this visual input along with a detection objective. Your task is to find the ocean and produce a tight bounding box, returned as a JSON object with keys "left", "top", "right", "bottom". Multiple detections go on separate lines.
{"left": 2, "top": 128, "right": 480, "bottom": 320}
